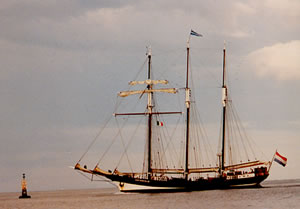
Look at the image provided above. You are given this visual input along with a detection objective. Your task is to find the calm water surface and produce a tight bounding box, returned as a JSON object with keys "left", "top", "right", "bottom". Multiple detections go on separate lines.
{"left": 1, "top": 179, "right": 299, "bottom": 209}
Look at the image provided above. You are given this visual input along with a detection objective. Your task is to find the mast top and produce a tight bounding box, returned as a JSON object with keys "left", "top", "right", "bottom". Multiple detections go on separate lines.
{"left": 146, "top": 46, "right": 152, "bottom": 56}
{"left": 222, "top": 43, "right": 226, "bottom": 87}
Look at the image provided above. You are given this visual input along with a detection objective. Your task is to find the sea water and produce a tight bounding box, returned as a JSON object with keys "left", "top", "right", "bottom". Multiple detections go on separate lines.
{"left": 1, "top": 179, "right": 299, "bottom": 209}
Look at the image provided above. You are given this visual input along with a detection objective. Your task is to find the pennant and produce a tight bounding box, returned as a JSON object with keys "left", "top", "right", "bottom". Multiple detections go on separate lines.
{"left": 190, "top": 30, "right": 203, "bottom": 37}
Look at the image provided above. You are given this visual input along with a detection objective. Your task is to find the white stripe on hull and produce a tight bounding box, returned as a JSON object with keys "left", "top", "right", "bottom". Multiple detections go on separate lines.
{"left": 229, "top": 182, "right": 258, "bottom": 187}
{"left": 114, "top": 181, "right": 185, "bottom": 192}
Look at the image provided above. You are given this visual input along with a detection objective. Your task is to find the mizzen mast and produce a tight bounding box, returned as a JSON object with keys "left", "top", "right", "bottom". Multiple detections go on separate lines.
{"left": 221, "top": 43, "right": 227, "bottom": 171}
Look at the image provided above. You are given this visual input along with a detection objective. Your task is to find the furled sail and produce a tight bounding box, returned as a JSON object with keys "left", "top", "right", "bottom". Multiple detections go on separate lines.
{"left": 118, "top": 88, "right": 177, "bottom": 97}
{"left": 129, "top": 79, "right": 168, "bottom": 86}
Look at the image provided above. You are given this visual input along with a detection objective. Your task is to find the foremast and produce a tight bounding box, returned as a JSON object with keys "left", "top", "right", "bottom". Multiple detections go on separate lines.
{"left": 146, "top": 47, "right": 153, "bottom": 177}
{"left": 114, "top": 46, "right": 181, "bottom": 179}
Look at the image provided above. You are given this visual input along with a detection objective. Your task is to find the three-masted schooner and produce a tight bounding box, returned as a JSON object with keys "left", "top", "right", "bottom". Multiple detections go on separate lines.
{"left": 75, "top": 33, "right": 271, "bottom": 192}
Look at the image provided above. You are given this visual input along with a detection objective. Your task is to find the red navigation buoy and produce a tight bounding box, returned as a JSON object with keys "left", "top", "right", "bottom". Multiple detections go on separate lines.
{"left": 19, "top": 173, "right": 31, "bottom": 199}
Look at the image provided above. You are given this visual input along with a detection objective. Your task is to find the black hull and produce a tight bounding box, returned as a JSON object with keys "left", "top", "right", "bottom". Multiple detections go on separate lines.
{"left": 106, "top": 174, "right": 269, "bottom": 192}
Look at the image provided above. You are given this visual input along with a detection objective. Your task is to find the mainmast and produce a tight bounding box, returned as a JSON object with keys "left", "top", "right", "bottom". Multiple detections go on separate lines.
{"left": 147, "top": 46, "right": 153, "bottom": 177}
{"left": 185, "top": 41, "right": 191, "bottom": 179}
{"left": 184, "top": 30, "right": 202, "bottom": 179}
{"left": 221, "top": 43, "right": 227, "bottom": 171}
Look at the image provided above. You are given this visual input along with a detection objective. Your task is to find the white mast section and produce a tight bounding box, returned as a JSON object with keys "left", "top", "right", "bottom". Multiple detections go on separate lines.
{"left": 222, "top": 87, "right": 227, "bottom": 107}
{"left": 222, "top": 41, "right": 228, "bottom": 108}
{"left": 185, "top": 88, "right": 190, "bottom": 108}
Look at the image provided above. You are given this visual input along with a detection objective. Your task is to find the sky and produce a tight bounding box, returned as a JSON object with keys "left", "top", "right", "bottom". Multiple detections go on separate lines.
{"left": 0, "top": 0, "right": 299, "bottom": 192}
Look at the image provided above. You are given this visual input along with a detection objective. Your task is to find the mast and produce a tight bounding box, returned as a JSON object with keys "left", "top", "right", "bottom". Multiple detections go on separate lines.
{"left": 185, "top": 41, "right": 191, "bottom": 179}
{"left": 147, "top": 47, "right": 153, "bottom": 177}
{"left": 221, "top": 43, "right": 227, "bottom": 171}
{"left": 114, "top": 46, "right": 181, "bottom": 178}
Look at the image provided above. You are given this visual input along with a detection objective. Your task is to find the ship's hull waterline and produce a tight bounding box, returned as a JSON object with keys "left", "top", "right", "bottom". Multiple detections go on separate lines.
{"left": 109, "top": 174, "right": 269, "bottom": 192}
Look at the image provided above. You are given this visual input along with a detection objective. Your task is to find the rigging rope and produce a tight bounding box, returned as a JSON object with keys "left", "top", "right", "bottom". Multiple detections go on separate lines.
{"left": 159, "top": 114, "right": 183, "bottom": 168}
{"left": 114, "top": 115, "right": 145, "bottom": 171}
{"left": 231, "top": 102, "right": 257, "bottom": 159}
{"left": 189, "top": 62, "right": 216, "bottom": 168}
{"left": 78, "top": 58, "right": 148, "bottom": 164}
{"left": 115, "top": 117, "right": 134, "bottom": 172}
{"left": 96, "top": 96, "right": 144, "bottom": 166}
{"left": 77, "top": 114, "right": 113, "bottom": 164}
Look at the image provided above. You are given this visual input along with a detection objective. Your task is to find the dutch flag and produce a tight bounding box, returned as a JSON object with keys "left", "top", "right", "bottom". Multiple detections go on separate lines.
{"left": 274, "top": 151, "right": 287, "bottom": 167}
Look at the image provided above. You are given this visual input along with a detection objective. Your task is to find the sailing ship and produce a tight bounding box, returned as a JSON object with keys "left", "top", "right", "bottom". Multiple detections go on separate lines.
{"left": 75, "top": 34, "right": 271, "bottom": 192}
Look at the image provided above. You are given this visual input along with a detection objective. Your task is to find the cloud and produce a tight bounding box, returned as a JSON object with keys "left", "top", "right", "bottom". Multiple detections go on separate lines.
{"left": 247, "top": 0, "right": 300, "bottom": 30}
{"left": 0, "top": 0, "right": 264, "bottom": 50}
{"left": 247, "top": 40, "right": 300, "bottom": 80}
{"left": 264, "top": 0, "right": 300, "bottom": 18}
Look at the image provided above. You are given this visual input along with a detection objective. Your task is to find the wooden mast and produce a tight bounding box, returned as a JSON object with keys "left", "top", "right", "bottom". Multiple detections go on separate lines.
{"left": 221, "top": 43, "right": 227, "bottom": 171}
{"left": 185, "top": 40, "right": 191, "bottom": 179}
{"left": 147, "top": 47, "right": 153, "bottom": 178}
